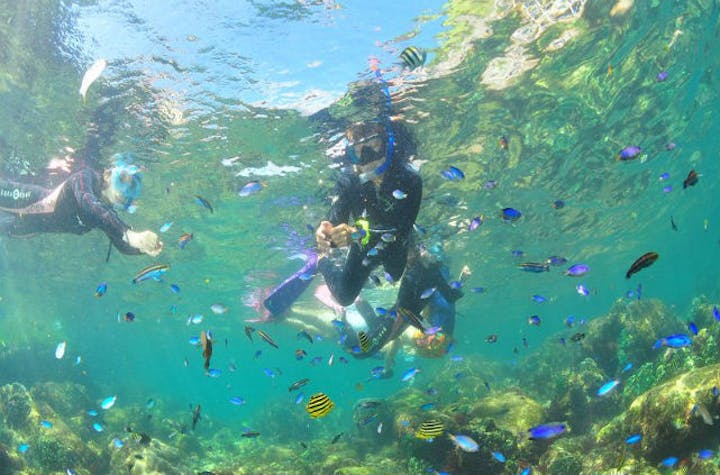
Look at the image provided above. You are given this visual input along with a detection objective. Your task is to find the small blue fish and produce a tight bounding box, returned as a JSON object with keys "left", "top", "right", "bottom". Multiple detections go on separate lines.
{"left": 112, "top": 437, "right": 124, "bottom": 448}
{"left": 169, "top": 284, "right": 180, "bottom": 294}
{"left": 617, "top": 145, "right": 642, "bottom": 161}
{"left": 531, "top": 294, "right": 546, "bottom": 303}
{"left": 375, "top": 307, "right": 387, "bottom": 316}
{"left": 263, "top": 368, "right": 276, "bottom": 378}
{"left": 698, "top": 449, "right": 714, "bottom": 460}
{"left": 189, "top": 336, "right": 201, "bottom": 345}
{"left": 449, "top": 280, "right": 462, "bottom": 290}
{"left": 491, "top": 451, "right": 506, "bottom": 463}
{"left": 576, "top": 284, "right": 589, "bottom": 296}
{"left": 17, "top": 443, "right": 29, "bottom": 454}
{"left": 310, "top": 356, "right": 323, "bottom": 365}
{"left": 101, "top": 395, "right": 117, "bottom": 410}
{"left": 653, "top": 333, "right": 692, "bottom": 349}
{"left": 450, "top": 355, "right": 463, "bottom": 362}
{"left": 440, "top": 166, "right": 465, "bottom": 181}
{"left": 338, "top": 356, "right": 349, "bottom": 364}
{"left": 546, "top": 256, "right": 568, "bottom": 266}
{"left": 528, "top": 315, "right": 541, "bottom": 326}
{"left": 95, "top": 282, "right": 107, "bottom": 298}
{"left": 528, "top": 423, "right": 566, "bottom": 440}
{"left": 392, "top": 189, "right": 407, "bottom": 200}
{"left": 622, "top": 362, "right": 633, "bottom": 373}
{"left": 564, "top": 316, "right": 575, "bottom": 327}
{"left": 420, "top": 403, "right": 435, "bottom": 411}
{"left": 420, "top": 287, "right": 436, "bottom": 299}
{"left": 294, "top": 392, "right": 304, "bottom": 405}
{"left": 688, "top": 321, "right": 699, "bottom": 335}
{"left": 160, "top": 221, "right": 173, "bottom": 233}
{"left": 659, "top": 172, "right": 670, "bottom": 181}
{"left": 713, "top": 306, "right": 720, "bottom": 321}
{"left": 40, "top": 420, "right": 53, "bottom": 429}
{"left": 501, "top": 207, "right": 522, "bottom": 222}
{"left": 87, "top": 409, "right": 98, "bottom": 416}
{"left": 178, "top": 232, "right": 193, "bottom": 249}
{"left": 468, "top": 216, "right": 482, "bottom": 231}
{"left": 92, "top": 422, "right": 103, "bottom": 432}
{"left": 194, "top": 195, "right": 214, "bottom": 213}
{"left": 565, "top": 264, "right": 589, "bottom": 277}
{"left": 597, "top": 379, "right": 620, "bottom": 397}
{"left": 625, "top": 434, "right": 642, "bottom": 444}
{"left": 470, "top": 287, "right": 485, "bottom": 293}
{"left": 207, "top": 368, "right": 222, "bottom": 378}
{"left": 511, "top": 250, "right": 524, "bottom": 257}
{"left": 132, "top": 264, "right": 169, "bottom": 284}
{"left": 380, "top": 232, "right": 396, "bottom": 243}
{"left": 660, "top": 456, "right": 678, "bottom": 467}
{"left": 401, "top": 367, "right": 420, "bottom": 382}
{"left": 551, "top": 199, "right": 565, "bottom": 209}
{"left": 230, "top": 396, "right": 246, "bottom": 405}
{"left": 448, "top": 434, "right": 479, "bottom": 452}
{"left": 370, "top": 366, "right": 385, "bottom": 378}
{"left": 520, "top": 468, "right": 532, "bottom": 475}
{"left": 238, "top": 181, "right": 262, "bottom": 197}
{"left": 663, "top": 185, "right": 673, "bottom": 193}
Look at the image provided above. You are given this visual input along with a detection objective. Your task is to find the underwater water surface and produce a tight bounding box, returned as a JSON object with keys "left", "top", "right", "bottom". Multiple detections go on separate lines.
{"left": 1, "top": 0, "right": 720, "bottom": 474}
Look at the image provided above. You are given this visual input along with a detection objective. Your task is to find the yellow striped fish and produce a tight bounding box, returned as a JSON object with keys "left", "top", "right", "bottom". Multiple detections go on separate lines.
{"left": 400, "top": 46, "right": 426, "bottom": 70}
{"left": 306, "top": 392, "right": 334, "bottom": 418}
{"left": 132, "top": 264, "right": 170, "bottom": 284}
{"left": 358, "top": 331, "right": 371, "bottom": 353}
{"left": 415, "top": 419, "right": 444, "bottom": 440}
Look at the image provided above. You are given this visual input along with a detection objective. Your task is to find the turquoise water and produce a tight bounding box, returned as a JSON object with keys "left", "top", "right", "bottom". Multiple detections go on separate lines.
{"left": 1, "top": 1, "right": 720, "bottom": 474}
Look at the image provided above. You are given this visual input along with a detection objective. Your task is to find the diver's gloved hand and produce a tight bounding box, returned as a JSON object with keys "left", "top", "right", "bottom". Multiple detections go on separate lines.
{"left": 125, "top": 229, "right": 163, "bottom": 257}
{"left": 316, "top": 221, "right": 357, "bottom": 252}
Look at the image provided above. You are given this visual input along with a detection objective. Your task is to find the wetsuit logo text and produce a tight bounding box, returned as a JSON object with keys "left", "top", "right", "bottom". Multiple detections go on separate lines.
{"left": 0, "top": 188, "right": 31, "bottom": 201}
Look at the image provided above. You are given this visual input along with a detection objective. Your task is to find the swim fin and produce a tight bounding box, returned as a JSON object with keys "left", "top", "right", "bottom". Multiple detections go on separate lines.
{"left": 263, "top": 253, "right": 318, "bottom": 318}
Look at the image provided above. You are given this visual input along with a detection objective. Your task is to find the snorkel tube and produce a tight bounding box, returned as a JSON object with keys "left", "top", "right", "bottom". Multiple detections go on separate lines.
{"left": 357, "top": 63, "right": 395, "bottom": 184}
{"left": 109, "top": 153, "right": 142, "bottom": 211}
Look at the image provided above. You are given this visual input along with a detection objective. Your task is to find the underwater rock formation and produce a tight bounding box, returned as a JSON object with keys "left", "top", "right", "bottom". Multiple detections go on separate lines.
{"left": 0, "top": 382, "right": 34, "bottom": 429}
{"left": 597, "top": 363, "right": 720, "bottom": 463}
{"left": 469, "top": 389, "right": 545, "bottom": 435}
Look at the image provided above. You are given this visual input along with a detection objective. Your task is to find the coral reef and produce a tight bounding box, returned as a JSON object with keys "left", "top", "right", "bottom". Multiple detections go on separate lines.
{"left": 597, "top": 363, "right": 720, "bottom": 463}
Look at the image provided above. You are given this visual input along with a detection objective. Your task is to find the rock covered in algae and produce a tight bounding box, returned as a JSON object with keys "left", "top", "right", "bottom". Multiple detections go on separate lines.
{"left": 30, "top": 381, "right": 91, "bottom": 417}
{"left": 596, "top": 363, "right": 720, "bottom": 463}
{"left": 0, "top": 382, "right": 34, "bottom": 429}
{"left": 469, "top": 389, "right": 545, "bottom": 434}
{"left": 109, "top": 437, "right": 190, "bottom": 475}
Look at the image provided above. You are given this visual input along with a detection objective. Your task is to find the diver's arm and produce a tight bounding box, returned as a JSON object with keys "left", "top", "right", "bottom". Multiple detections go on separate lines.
{"left": 69, "top": 170, "right": 139, "bottom": 254}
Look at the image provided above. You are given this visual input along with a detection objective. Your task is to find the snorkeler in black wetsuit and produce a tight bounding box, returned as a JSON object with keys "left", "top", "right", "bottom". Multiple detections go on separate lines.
{"left": 0, "top": 157, "right": 163, "bottom": 256}
{"left": 315, "top": 120, "right": 422, "bottom": 306}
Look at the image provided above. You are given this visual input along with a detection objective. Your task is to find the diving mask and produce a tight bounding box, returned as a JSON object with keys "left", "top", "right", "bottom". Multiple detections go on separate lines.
{"left": 109, "top": 154, "right": 142, "bottom": 210}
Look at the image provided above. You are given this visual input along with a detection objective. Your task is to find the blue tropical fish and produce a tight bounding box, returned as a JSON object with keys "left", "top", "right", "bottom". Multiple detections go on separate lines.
{"left": 653, "top": 333, "right": 692, "bottom": 349}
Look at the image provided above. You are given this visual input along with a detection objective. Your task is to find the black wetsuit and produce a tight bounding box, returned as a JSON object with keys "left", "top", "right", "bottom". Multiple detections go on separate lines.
{"left": 0, "top": 169, "right": 139, "bottom": 254}
{"left": 318, "top": 162, "right": 422, "bottom": 306}
{"left": 347, "top": 258, "right": 463, "bottom": 359}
